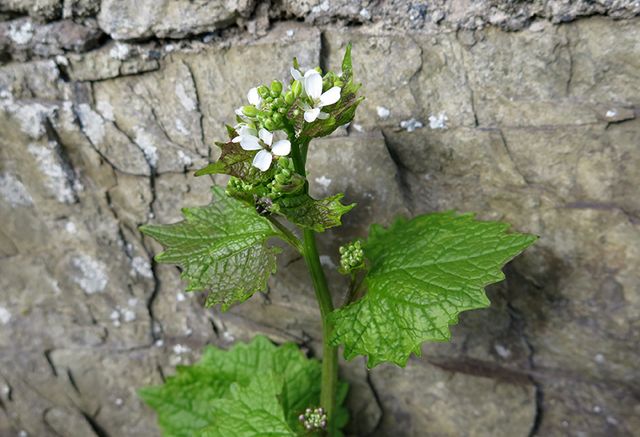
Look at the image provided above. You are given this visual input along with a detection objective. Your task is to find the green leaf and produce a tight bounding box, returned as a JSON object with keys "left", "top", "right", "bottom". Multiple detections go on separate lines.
{"left": 341, "top": 42, "right": 353, "bottom": 82}
{"left": 140, "top": 336, "right": 349, "bottom": 436}
{"left": 139, "top": 367, "right": 230, "bottom": 437}
{"left": 272, "top": 192, "right": 355, "bottom": 232}
{"left": 201, "top": 374, "right": 295, "bottom": 437}
{"left": 140, "top": 186, "right": 282, "bottom": 310}
{"left": 329, "top": 212, "right": 537, "bottom": 368}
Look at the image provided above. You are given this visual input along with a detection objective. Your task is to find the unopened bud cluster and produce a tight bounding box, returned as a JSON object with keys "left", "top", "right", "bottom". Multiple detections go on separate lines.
{"left": 339, "top": 240, "right": 364, "bottom": 274}
{"left": 298, "top": 407, "right": 327, "bottom": 431}
{"left": 267, "top": 157, "right": 304, "bottom": 197}
{"left": 242, "top": 79, "right": 291, "bottom": 132}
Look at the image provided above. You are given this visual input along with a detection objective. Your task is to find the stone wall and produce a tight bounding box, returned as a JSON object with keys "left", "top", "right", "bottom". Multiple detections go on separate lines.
{"left": 1, "top": 1, "right": 639, "bottom": 436}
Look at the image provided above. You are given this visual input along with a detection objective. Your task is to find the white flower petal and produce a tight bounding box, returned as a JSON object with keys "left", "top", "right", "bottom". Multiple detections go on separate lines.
{"left": 304, "top": 69, "right": 318, "bottom": 78}
{"left": 290, "top": 67, "right": 302, "bottom": 81}
{"left": 317, "top": 111, "right": 329, "bottom": 120}
{"left": 240, "top": 135, "right": 262, "bottom": 151}
{"left": 271, "top": 140, "right": 291, "bottom": 157}
{"left": 247, "top": 87, "right": 261, "bottom": 106}
{"left": 304, "top": 72, "right": 323, "bottom": 100}
{"left": 258, "top": 128, "right": 273, "bottom": 146}
{"left": 319, "top": 86, "right": 341, "bottom": 107}
{"left": 235, "top": 107, "right": 244, "bottom": 116}
{"left": 304, "top": 107, "right": 321, "bottom": 123}
{"left": 237, "top": 125, "right": 257, "bottom": 137}
{"left": 232, "top": 136, "right": 242, "bottom": 143}
{"left": 252, "top": 149, "right": 273, "bottom": 171}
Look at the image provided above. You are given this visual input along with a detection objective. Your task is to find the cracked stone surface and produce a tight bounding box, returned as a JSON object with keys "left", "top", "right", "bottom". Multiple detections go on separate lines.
{"left": 1, "top": 1, "right": 639, "bottom": 436}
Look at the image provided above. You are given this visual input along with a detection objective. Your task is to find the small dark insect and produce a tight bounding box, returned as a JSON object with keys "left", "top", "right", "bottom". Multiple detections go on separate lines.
{"left": 255, "top": 197, "right": 273, "bottom": 216}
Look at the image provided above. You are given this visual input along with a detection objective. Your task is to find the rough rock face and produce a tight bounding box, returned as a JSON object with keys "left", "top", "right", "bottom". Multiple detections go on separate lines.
{"left": 1, "top": 1, "right": 639, "bottom": 436}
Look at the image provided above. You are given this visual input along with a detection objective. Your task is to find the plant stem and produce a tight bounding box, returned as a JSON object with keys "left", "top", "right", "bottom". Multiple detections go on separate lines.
{"left": 266, "top": 216, "right": 302, "bottom": 252}
{"left": 302, "top": 229, "right": 338, "bottom": 435}
{"left": 289, "top": 133, "right": 338, "bottom": 434}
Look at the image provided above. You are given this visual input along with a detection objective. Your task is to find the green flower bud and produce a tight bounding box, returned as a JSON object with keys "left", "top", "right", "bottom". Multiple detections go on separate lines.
{"left": 278, "top": 107, "right": 288, "bottom": 114}
{"left": 272, "top": 112, "right": 283, "bottom": 124}
{"left": 257, "top": 85, "right": 270, "bottom": 98}
{"left": 270, "top": 80, "right": 283, "bottom": 96}
{"left": 268, "top": 158, "right": 304, "bottom": 197}
{"left": 291, "top": 80, "right": 302, "bottom": 97}
{"left": 274, "top": 97, "right": 285, "bottom": 107}
{"left": 292, "top": 109, "right": 300, "bottom": 117}
{"left": 265, "top": 96, "right": 274, "bottom": 103}
{"left": 284, "top": 91, "right": 295, "bottom": 105}
{"left": 334, "top": 80, "right": 344, "bottom": 87}
{"left": 242, "top": 105, "right": 258, "bottom": 117}
{"left": 339, "top": 240, "right": 365, "bottom": 274}
{"left": 264, "top": 119, "right": 276, "bottom": 131}
{"left": 298, "top": 407, "right": 327, "bottom": 431}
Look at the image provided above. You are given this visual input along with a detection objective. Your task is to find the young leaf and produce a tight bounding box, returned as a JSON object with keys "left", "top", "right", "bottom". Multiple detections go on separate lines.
{"left": 329, "top": 212, "right": 537, "bottom": 368}
{"left": 201, "top": 374, "right": 295, "bottom": 437}
{"left": 140, "top": 186, "right": 283, "bottom": 310}
{"left": 272, "top": 192, "right": 355, "bottom": 232}
{"left": 139, "top": 367, "right": 231, "bottom": 437}
{"left": 139, "top": 336, "right": 349, "bottom": 436}
{"left": 194, "top": 139, "right": 254, "bottom": 178}
{"left": 341, "top": 42, "right": 353, "bottom": 82}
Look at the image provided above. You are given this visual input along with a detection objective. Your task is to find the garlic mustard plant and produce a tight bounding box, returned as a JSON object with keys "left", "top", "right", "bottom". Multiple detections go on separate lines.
{"left": 139, "top": 44, "right": 536, "bottom": 436}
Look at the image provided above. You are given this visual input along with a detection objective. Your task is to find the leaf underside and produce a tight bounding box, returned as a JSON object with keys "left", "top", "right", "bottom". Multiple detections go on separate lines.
{"left": 139, "top": 336, "right": 349, "bottom": 437}
{"left": 329, "top": 212, "right": 537, "bottom": 368}
{"left": 274, "top": 192, "right": 355, "bottom": 232}
{"left": 140, "top": 186, "right": 282, "bottom": 310}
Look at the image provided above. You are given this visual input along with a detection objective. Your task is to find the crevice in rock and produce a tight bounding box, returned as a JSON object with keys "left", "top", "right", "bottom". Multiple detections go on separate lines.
{"left": 364, "top": 370, "right": 384, "bottom": 436}
{"left": 43, "top": 118, "right": 80, "bottom": 204}
{"left": 505, "top": 288, "right": 544, "bottom": 436}
{"left": 43, "top": 349, "right": 58, "bottom": 377}
{"left": 454, "top": 30, "right": 480, "bottom": 127}
{"left": 497, "top": 128, "right": 531, "bottom": 186}
{"left": 208, "top": 317, "right": 221, "bottom": 339}
{"left": 425, "top": 356, "right": 533, "bottom": 385}
{"left": 563, "top": 27, "right": 574, "bottom": 97}
{"left": 319, "top": 31, "right": 330, "bottom": 74}
{"left": 66, "top": 369, "right": 81, "bottom": 395}
{"left": 181, "top": 60, "right": 208, "bottom": 158}
{"left": 379, "top": 129, "right": 415, "bottom": 213}
{"left": 81, "top": 410, "right": 111, "bottom": 437}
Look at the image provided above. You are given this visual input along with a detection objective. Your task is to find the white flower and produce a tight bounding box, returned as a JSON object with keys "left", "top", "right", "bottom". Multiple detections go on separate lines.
{"left": 291, "top": 67, "right": 302, "bottom": 81}
{"left": 301, "top": 71, "right": 341, "bottom": 123}
{"left": 247, "top": 87, "right": 261, "bottom": 107}
{"left": 233, "top": 128, "right": 291, "bottom": 171}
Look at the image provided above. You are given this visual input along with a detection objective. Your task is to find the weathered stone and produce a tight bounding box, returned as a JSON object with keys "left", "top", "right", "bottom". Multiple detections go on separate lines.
{"left": 0, "top": 8, "right": 639, "bottom": 437}
{"left": 67, "top": 41, "right": 160, "bottom": 81}
{"left": 177, "top": 23, "right": 321, "bottom": 145}
{"left": 0, "top": 0, "right": 62, "bottom": 20}
{"left": 0, "top": 17, "right": 103, "bottom": 62}
{"left": 370, "top": 360, "right": 536, "bottom": 436}
{"left": 98, "top": 0, "right": 255, "bottom": 40}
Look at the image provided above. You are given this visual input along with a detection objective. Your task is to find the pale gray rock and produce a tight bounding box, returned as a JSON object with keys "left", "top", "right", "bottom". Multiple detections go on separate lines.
{"left": 98, "top": 0, "right": 256, "bottom": 40}
{"left": 0, "top": 6, "right": 639, "bottom": 437}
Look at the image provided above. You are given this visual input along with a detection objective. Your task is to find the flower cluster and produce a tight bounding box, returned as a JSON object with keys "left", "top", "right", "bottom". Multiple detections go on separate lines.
{"left": 339, "top": 240, "right": 365, "bottom": 274}
{"left": 232, "top": 59, "right": 347, "bottom": 172}
{"left": 197, "top": 44, "right": 361, "bottom": 223}
{"left": 298, "top": 407, "right": 327, "bottom": 431}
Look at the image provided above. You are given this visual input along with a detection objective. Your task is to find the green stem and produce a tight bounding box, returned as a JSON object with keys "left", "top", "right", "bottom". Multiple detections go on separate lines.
{"left": 266, "top": 216, "right": 302, "bottom": 252}
{"left": 302, "top": 229, "right": 338, "bottom": 435}
{"left": 289, "top": 134, "right": 338, "bottom": 434}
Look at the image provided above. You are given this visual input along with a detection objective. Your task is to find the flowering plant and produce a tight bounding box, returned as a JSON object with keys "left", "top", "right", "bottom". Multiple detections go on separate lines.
{"left": 139, "top": 45, "right": 536, "bottom": 436}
